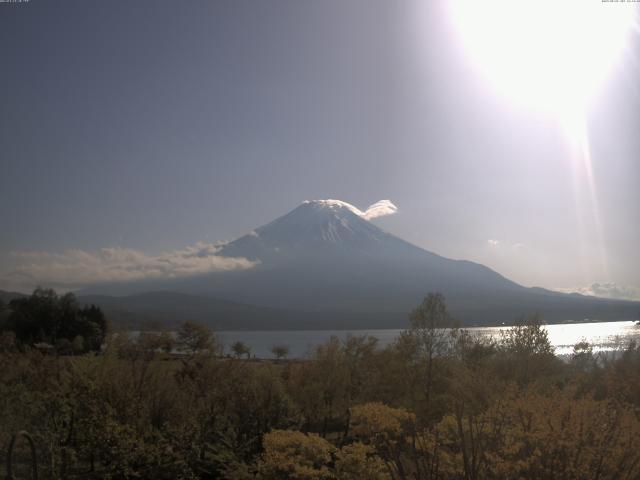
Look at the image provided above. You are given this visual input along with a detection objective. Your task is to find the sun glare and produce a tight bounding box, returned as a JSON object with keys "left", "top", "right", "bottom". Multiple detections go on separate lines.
{"left": 448, "top": 0, "right": 637, "bottom": 117}
{"left": 448, "top": 0, "right": 638, "bottom": 284}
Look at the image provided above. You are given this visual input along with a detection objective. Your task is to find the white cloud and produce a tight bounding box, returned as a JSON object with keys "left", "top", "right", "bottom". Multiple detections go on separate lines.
{"left": 2, "top": 242, "right": 257, "bottom": 291}
{"left": 487, "top": 239, "right": 525, "bottom": 250}
{"left": 556, "top": 282, "right": 640, "bottom": 301}
{"left": 304, "top": 199, "right": 398, "bottom": 220}
{"left": 361, "top": 200, "right": 398, "bottom": 220}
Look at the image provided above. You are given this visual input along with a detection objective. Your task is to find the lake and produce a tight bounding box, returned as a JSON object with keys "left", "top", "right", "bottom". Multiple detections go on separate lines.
{"left": 216, "top": 321, "right": 640, "bottom": 358}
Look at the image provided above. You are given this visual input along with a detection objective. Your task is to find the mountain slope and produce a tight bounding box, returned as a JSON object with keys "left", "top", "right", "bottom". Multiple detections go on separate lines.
{"left": 0, "top": 290, "right": 28, "bottom": 304}
{"left": 80, "top": 200, "right": 640, "bottom": 328}
{"left": 204, "top": 199, "right": 523, "bottom": 305}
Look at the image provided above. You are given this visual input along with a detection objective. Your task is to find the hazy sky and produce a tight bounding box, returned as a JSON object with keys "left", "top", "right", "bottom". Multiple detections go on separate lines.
{"left": 1, "top": 1, "right": 639, "bottom": 298}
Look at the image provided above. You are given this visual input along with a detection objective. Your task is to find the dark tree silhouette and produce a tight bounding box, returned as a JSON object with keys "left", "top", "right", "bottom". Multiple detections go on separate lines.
{"left": 176, "top": 320, "right": 216, "bottom": 355}
{"left": 231, "top": 340, "right": 251, "bottom": 358}
{"left": 271, "top": 344, "right": 290, "bottom": 360}
{"left": 3, "top": 288, "right": 107, "bottom": 352}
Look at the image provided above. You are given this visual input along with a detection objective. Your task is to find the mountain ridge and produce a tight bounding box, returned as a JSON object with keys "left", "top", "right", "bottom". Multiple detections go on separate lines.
{"left": 63, "top": 199, "right": 640, "bottom": 328}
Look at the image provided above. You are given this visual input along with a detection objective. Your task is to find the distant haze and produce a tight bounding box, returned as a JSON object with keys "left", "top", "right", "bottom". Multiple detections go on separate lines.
{"left": 1, "top": 1, "right": 638, "bottom": 299}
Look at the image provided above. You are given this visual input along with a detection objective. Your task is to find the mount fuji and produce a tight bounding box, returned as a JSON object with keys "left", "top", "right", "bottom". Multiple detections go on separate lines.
{"left": 79, "top": 200, "right": 640, "bottom": 329}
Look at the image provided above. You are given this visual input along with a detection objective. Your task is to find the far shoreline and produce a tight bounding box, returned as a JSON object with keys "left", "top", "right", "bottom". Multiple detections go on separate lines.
{"left": 118, "top": 318, "right": 637, "bottom": 333}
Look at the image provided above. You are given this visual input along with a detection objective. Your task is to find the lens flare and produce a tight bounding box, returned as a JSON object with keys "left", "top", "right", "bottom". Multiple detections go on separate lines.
{"left": 448, "top": 0, "right": 638, "bottom": 281}
{"left": 562, "top": 113, "right": 610, "bottom": 281}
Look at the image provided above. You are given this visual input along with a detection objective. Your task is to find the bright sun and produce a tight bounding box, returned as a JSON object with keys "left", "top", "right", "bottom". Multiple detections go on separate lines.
{"left": 447, "top": 0, "right": 637, "bottom": 281}
{"left": 448, "top": 0, "right": 637, "bottom": 118}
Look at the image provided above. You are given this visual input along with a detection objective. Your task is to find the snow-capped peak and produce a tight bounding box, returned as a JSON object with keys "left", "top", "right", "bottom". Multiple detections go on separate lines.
{"left": 219, "top": 199, "right": 398, "bottom": 259}
{"left": 303, "top": 199, "right": 397, "bottom": 220}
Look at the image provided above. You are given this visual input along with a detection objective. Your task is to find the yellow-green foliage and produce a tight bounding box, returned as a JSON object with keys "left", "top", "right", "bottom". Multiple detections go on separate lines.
{"left": 257, "top": 431, "right": 390, "bottom": 480}
{"left": 434, "top": 389, "right": 640, "bottom": 479}
{"left": 334, "top": 442, "right": 389, "bottom": 480}
{"left": 350, "top": 402, "right": 415, "bottom": 442}
{"left": 3, "top": 317, "right": 640, "bottom": 479}
{"left": 258, "top": 430, "right": 335, "bottom": 479}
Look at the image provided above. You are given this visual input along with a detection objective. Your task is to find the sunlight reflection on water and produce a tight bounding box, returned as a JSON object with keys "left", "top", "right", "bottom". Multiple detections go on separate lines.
{"left": 216, "top": 321, "right": 640, "bottom": 358}
{"left": 472, "top": 321, "right": 640, "bottom": 356}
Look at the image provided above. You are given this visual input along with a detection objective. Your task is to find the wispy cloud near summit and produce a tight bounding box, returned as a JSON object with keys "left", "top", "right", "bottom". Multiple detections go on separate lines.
{"left": 303, "top": 199, "right": 398, "bottom": 220}
{"left": 361, "top": 200, "right": 398, "bottom": 220}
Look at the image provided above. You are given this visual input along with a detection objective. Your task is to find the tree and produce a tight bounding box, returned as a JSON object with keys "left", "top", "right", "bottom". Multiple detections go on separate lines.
{"left": 498, "top": 313, "right": 553, "bottom": 356}
{"left": 72, "top": 335, "right": 85, "bottom": 354}
{"left": 231, "top": 340, "right": 251, "bottom": 359}
{"left": 335, "top": 442, "right": 390, "bottom": 480}
{"left": 408, "top": 293, "right": 457, "bottom": 404}
{"left": 258, "top": 429, "right": 390, "bottom": 480}
{"left": 157, "top": 331, "right": 175, "bottom": 354}
{"left": 78, "top": 304, "right": 108, "bottom": 351}
{"left": 496, "top": 314, "right": 558, "bottom": 385}
{"left": 258, "top": 430, "right": 335, "bottom": 479}
{"left": 55, "top": 338, "right": 73, "bottom": 355}
{"left": 4, "top": 288, "right": 107, "bottom": 352}
{"left": 136, "top": 331, "right": 175, "bottom": 357}
{"left": 6, "top": 288, "right": 59, "bottom": 344}
{"left": 438, "top": 390, "right": 640, "bottom": 479}
{"left": 288, "top": 336, "right": 351, "bottom": 436}
{"left": 349, "top": 403, "right": 416, "bottom": 479}
{"left": 571, "top": 339, "right": 596, "bottom": 372}
{"left": 350, "top": 402, "right": 415, "bottom": 442}
{"left": 0, "top": 298, "right": 8, "bottom": 331}
{"left": 176, "top": 321, "right": 216, "bottom": 355}
{"left": 271, "top": 344, "right": 289, "bottom": 360}
{"left": 0, "top": 331, "right": 16, "bottom": 352}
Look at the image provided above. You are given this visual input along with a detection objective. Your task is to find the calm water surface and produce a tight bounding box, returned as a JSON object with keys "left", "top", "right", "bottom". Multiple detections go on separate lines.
{"left": 216, "top": 321, "right": 640, "bottom": 358}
